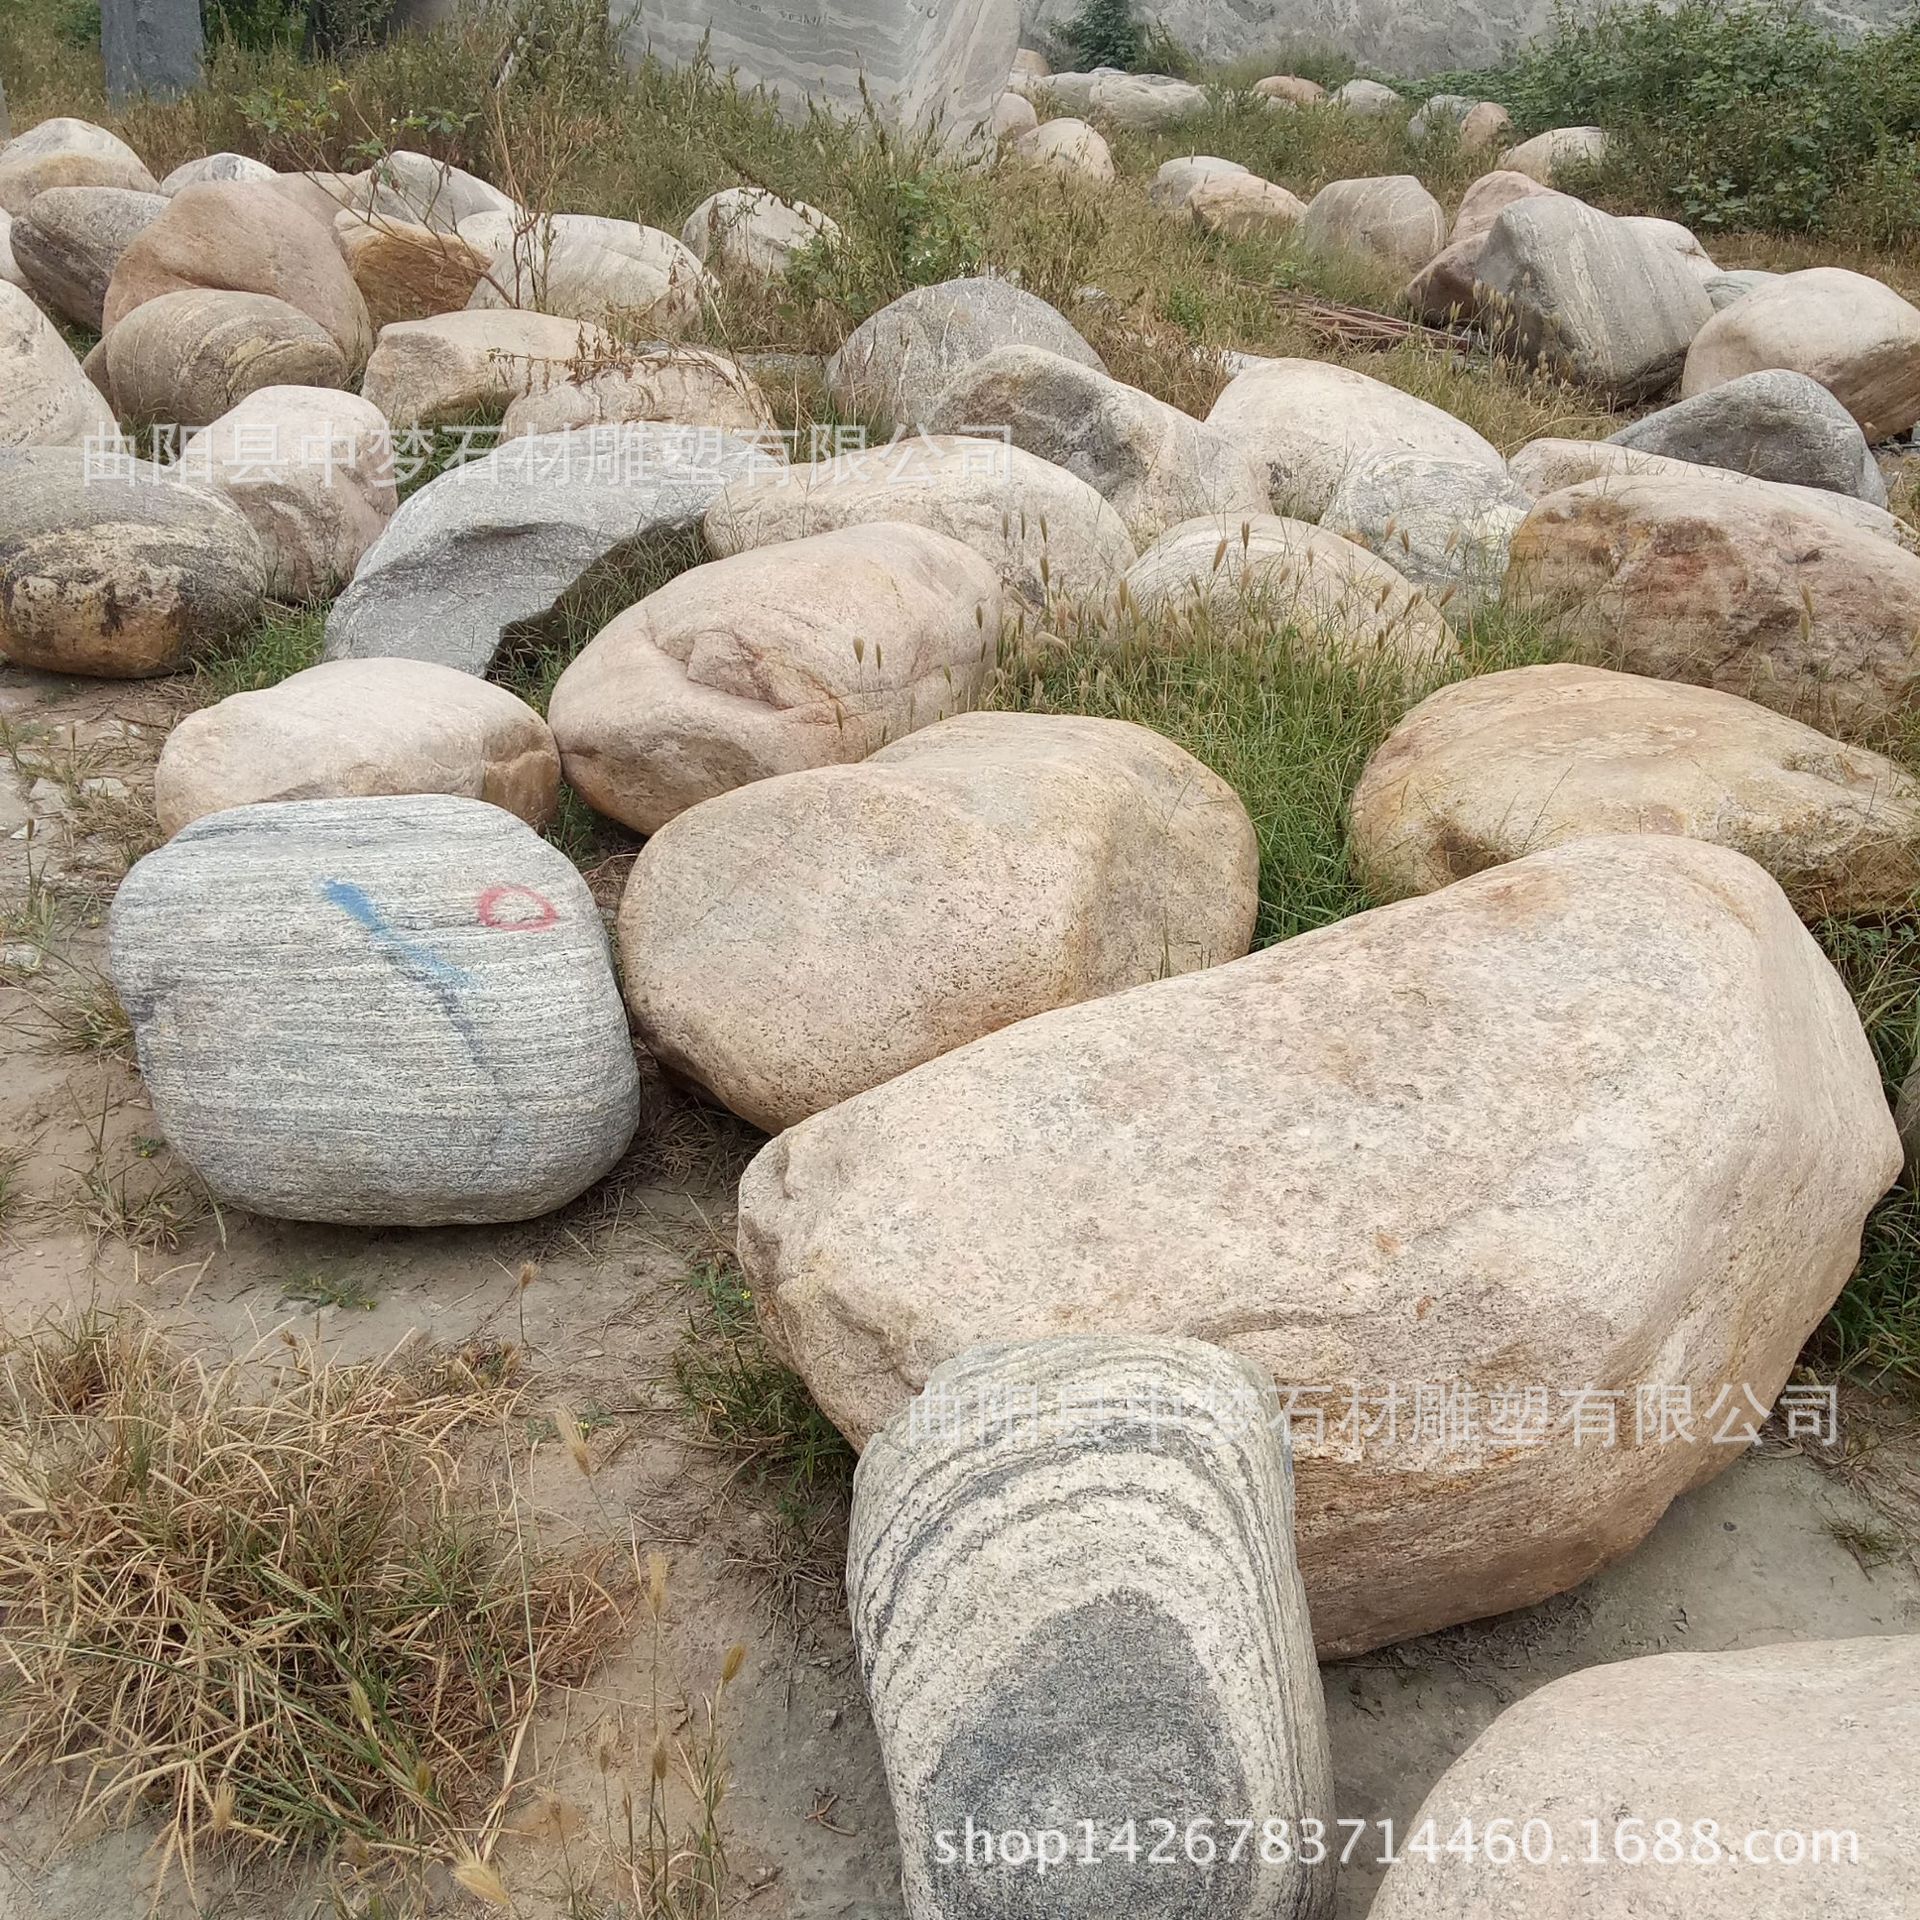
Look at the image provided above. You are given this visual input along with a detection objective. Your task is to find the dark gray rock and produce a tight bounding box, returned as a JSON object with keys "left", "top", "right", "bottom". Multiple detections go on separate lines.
{"left": 848, "top": 1336, "right": 1335, "bottom": 1920}
{"left": 11, "top": 185, "right": 167, "bottom": 330}
{"left": 1609, "top": 368, "right": 1888, "bottom": 505}
{"left": 322, "top": 424, "right": 773, "bottom": 675}
{"left": 109, "top": 794, "right": 640, "bottom": 1225}
{"left": 102, "top": 0, "right": 205, "bottom": 105}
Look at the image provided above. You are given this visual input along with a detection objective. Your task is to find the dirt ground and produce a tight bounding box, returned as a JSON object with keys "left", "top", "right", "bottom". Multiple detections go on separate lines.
{"left": 3, "top": 656, "right": 1918, "bottom": 1920}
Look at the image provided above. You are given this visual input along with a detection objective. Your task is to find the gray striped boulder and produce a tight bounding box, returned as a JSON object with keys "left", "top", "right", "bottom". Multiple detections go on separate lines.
{"left": 109, "top": 795, "right": 639, "bottom": 1225}
{"left": 849, "top": 1337, "right": 1335, "bottom": 1920}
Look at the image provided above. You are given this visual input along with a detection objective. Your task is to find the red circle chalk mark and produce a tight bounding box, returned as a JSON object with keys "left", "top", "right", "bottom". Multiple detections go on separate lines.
{"left": 477, "top": 884, "right": 559, "bottom": 932}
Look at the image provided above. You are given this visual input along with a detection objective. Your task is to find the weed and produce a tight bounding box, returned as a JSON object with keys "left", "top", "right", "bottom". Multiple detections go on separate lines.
{"left": 192, "top": 604, "right": 329, "bottom": 703}
{"left": 33, "top": 962, "right": 136, "bottom": 1059}
{"left": 283, "top": 1269, "right": 381, "bottom": 1312}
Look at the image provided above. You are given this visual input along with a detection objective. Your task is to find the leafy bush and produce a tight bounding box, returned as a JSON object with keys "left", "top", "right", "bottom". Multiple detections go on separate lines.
{"left": 1066, "top": 0, "right": 1142, "bottom": 69}
{"left": 207, "top": 0, "right": 394, "bottom": 56}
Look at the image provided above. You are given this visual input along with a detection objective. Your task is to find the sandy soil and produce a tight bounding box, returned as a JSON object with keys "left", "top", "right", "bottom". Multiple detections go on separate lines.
{"left": 2, "top": 655, "right": 1916, "bottom": 1920}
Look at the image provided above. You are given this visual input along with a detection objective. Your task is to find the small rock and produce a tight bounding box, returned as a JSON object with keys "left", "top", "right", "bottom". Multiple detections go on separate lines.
{"left": 1331, "top": 77, "right": 1402, "bottom": 116}
{"left": 1147, "top": 154, "right": 1247, "bottom": 211}
{"left": 1704, "top": 267, "right": 1776, "bottom": 311}
{"left": 989, "top": 90, "right": 1038, "bottom": 139}
{"left": 158, "top": 152, "right": 276, "bottom": 193}
{"left": 1254, "top": 74, "right": 1325, "bottom": 106}
{"left": 1186, "top": 172, "right": 1307, "bottom": 238}
{"left": 354, "top": 149, "right": 517, "bottom": 232}
{"left": 500, "top": 348, "right": 777, "bottom": 441}
{"left": 1089, "top": 71, "right": 1207, "bottom": 129}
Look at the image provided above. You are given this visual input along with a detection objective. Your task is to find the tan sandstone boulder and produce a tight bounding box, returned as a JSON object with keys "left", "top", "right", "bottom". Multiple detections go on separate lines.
{"left": 1368, "top": 1636, "right": 1920, "bottom": 1920}
{"left": 1351, "top": 662, "right": 1920, "bottom": 916}
{"left": 103, "top": 180, "right": 373, "bottom": 372}
{"left": 1506, "top": 469, "right": 1920, "bottom": 742}
{"left": 358, "top": 310, "right": 613, "bottom": 428}
{"left": 0, "top": 119, "right": 158, "bottom": 212}
{"left": 461, "top": 211, "right": 714, "bottom": 331}
{"left": 1500, "top": 124, "right": 1608, "bottom": 184}
{"left": 334, "top": 212, "right": 487, "bottom": 330}
{"left": 10, "top": 185, "right": 167, "bottom": 330}
{"left": 500, "top": 347, "right": 777, "bottom": 441}
{"left": 1254, "top": 75, "right": 1325, "bottom": 106}
{"left": 1187, "top": 172, "right": 1307, "bottom": 238}
{"left": 1404, "top": 169, "right": 1558, "bottom": 324}
{"left": 1011, "top": 118, "right": 1115, "bottom": 183}
{"left": 1681, "top": 266, "right": 1920, "bottom": 440}
{"left": 548, "top": 521, "right": 1002, "bottom": 834}
{"left": 1300, "top": 174, "right": 1447, "bottom": 278}
{"left": 155, "top": 657, "right": 559, "bottom": 837}
{"left": 0, "top": 281, "right": 119, "bottom": 449}
{"left": 737, "top": 833, "right": 1897, "bottom": 1656}
{"left": 619, "top": 710, "right": 1258, "bottom": 1131}
{"left": 680, "top": 187, "right": 841, "bottom": 277}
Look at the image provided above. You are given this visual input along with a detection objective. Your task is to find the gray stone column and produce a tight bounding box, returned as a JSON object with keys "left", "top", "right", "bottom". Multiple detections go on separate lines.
{"left": 0, "top": 65, "right": 11, "bottom": 141}
{"left": 102, "top": 0, "right": 205, "bottom": 106}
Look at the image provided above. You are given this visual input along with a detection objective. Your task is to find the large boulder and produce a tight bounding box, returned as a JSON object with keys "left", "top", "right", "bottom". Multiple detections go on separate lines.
{"left": 1205, "top": 356, "right": 1504, "bottom": 520}
{"left": 1089, "top": 71, "right": 1207, "bottom": 128}
{"left": 1506, "top": 469, "right": 1920, "bottom": 741}
{"left": 1500, "top": 123, "right": 1607, "bottom": 183}
{"left": 1681, "top": 266, "right": 1920, "bottom": 440}
{"left": 1351, "top": 662, "right": 1920, "bottom": 916}
{"left": 176, "top": 386, "right": 397, "bottom": 601}
{"left": 10, "top": 185, "right": 167, "bottom": 329}
{"left": 618, "top": 711, "right": 1256, "bottom": 1128}
{"left": 1321, "top": 449, "right": 1533, "bottom": 616}
{"left": 0, "top": 210, "right": 22, "bottom": 290}
{"left": 1476, "top": 195, "right": 1712, "bottom": 401}
{"left": 324, "top": 424, "right": 770, "bottom": 675}
{"left": 1368, "top": 1637, "right": 1920, "bottom": 1920}
{"left": 1300, "top": 174, "right": 1446, "bottom": 278}
{"left": 349, "top": 150, "right": 515, "bottom": 231}
{"left": 99, "top": 289, "right": 349, "bottom": 429}
{"left": 103, "top": 179, "right": 373, "bottom": 372}
{"left": 1186, "top": 172, "right": 1307, "bottom": 238}
{"left": 990, "top": 89, "right": 1039, "bottom": 138}
{"left": 109, "top": 795, "right": 640, "bottom": 1226}
{"left": 1332, "top": 77, "right": 1403, "bottom": 116}
{"left": 0, "top": 447, "right": 267, "bottom": 676}
{"left": 680, "top": 187, "right": 840, "bottom": 277}
{"left": 0, "top": 282, "right": 120, "bottom": 450}
{"left": 334, "top": 212, "right": 488, "bottom": 331}
{"left": 849, "top": 1337, "right": 1335, "bottom": 1920}
{"left": 1148, "top": 153, "right": 1247, "bottom": 210}
{"left": 0, "top": 119, "right": 158, "bottom": 212}
{"left": 154, "top": 658, "right": 560, "bottom": 837}
{"left": 158, "top": 152, "right": 276, "bottom": 193}
{"left": 1610, "top": 366, "right": 1888, "bottom": 504}
{"left": 926, "top": 345, "right": 1269, "bottom": 546}
{"left": 461, "top": 211, "right": 714, "bottom": 332}
{"left": 1254, "top": 74, "right": 1325, "bottom": 105}
{"left": 704, "top": 434, "right": 1136, "bottom": 613}
{"left": 359, "top": 310, "right": 613, "bottom": 428}
{"left": 827, "top": 274, "right": 1103, "bottom": 427}
{"left": 1010, "top": 116, "right": 1115, "bottom": 181}
{"left": 738, "top": 833, "right": 1897, "bottom": 1656}
{"left": 1122, "top": 512, "right": 1458, "bottom": 664}
{"left": 501, "top": 348, "right": 777, "bottom": 440}
{"left": 1403, "top": 168, "right": 1556, "bottom": 325}
{"left": 550, "top": 522, "right": 1001, "bottom": 837}
{"left": 1506, "top": 437, "right": 1916, "bottom": 550}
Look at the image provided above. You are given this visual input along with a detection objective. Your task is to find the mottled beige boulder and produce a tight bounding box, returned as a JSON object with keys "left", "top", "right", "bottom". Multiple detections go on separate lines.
{"left": 1331, "top": 78, "right": 1402, "bottom": 116}
{"left": 620, "top": 711, "right": 1257, "bottom": 1130}
{"left": 1148, "top": 154, "right": 1247, "bottom": 210}
{"left": 176, "top": 386, "right": 397, "bottom": 601}
{"left": 1123, "top": 512, "right": 1457, "bottom": 665}
{"left": 680, "top": 187, "right": 841, "bottom": 277}
{"left": 1369, "top": 1637, "right": 1920, "bottom": 1920}
{"left": 0, "top": 282, "right": 119, "bottom": 450}
{"left": 549, "top": 521, "right": 1002, "bottom": 834}
{"left": 703, "top": 435, "right": 1136, "bottom": 613}
{"left": 155, "top": 657, "right": 559, "bottom": 837}
{"left": 103, "top": 180, "right": 373, "bottom": 372}
{"left": 359, "top": 310, "right": 612, "bottom": 428}
{"left": 353, "top": 150, "right": 516, "bottom": 232}
{"left": 0, "top": 447, "right": 267, "bottom": 676}
{"left": 1682, "top": 267, "right": 1920, "bottom": 440}
{"left": 1187, "top": 172, "right": 1307, "bottom": 238}
{"left": 10, "top": 185, "right": 167, "bottom": 329}
{"left": 1300, "top": 174, "right": 1446, "bottom": 278}
{"left": 926, "top": 345, "right": 1269, "bottom": 546}
{"left": 1403, "top": 169, "right": 1557, "bottom": 324}
{"left": 991, "top": 90, "right": 1039, "bottom": 139}
{"left": 158, "top": 152, "right": 276, "bottom": 194}
{"left": 334, "top": 212, "right": 487, "bottom": 330}
{"left": 1506, "top": 470, "right": 1920, "bottom": 742}
{"left": 1012, "top": 117, "right": 1115, "bottom": 182}
{"left": 1206, "top": 356, "right": 1504, "bottom": 519}
{"left": 1352, "top": 663, "right": 1920, "bottom": 915}
{"left": 0, "top": 119, "right": 158, "bottom": 213}
{"left": 1500, "top": 124, "right": 1608, "bottom": 184}
{"left": 738, "top": 833, "right": 1897, "bottom": 1656}
{"left": 500, "top": 347, "right": 777, "bottom": 441}
{"left": 100, "top": 290, "right": 349, "bottom": 429}
{"left": 1254, "top": 75, "right": 1325, "bottom": 106}
{"left": 462, "top": 211, "right": 714, "bottom": 331}
{"left": 1458, "top": 100, "right": 1514, "bottom": 150}
{"left": 1506, "top": 437, "right": 1918, "bottom": 549}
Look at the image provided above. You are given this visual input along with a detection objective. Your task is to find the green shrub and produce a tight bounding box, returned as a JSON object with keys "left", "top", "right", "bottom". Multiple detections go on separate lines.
{"left": 207, "top": 0, "right": 395, "bottom": 56}
{"left": 1065, "top": 0, "right": 1142, "bottom": 70}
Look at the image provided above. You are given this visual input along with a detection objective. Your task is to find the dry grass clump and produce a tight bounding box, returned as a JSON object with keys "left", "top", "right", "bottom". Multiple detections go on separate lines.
{"left": 0, "top": 1314, "right": 628, "bottom": 1898}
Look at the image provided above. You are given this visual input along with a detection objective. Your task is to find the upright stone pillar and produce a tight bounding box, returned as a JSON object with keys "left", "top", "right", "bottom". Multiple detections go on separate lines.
{"left": 102, "top": 0, "right": 205, "bottom": 106}
{"left": 0, "top": 65, "right": 11, "bottom": 140}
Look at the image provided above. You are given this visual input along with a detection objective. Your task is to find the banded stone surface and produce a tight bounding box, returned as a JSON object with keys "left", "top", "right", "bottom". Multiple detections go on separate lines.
{"left": 849, "top": 1337, "right": 1336, "bottom": 1920}
{"left": 110, "top": 795, "right": 640, "bottom": 1226}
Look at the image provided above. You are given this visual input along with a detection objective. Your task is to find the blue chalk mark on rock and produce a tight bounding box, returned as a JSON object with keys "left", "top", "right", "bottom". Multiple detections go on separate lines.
{"left": 321, "top": 878, "right": 472, "bottom": 990}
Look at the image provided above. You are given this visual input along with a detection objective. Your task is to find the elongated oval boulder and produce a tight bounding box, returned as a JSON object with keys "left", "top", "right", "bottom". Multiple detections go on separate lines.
{"left": 109, "top": 795, "right": 640, "bottom": 1226}
{"left": 850, "top": 1337, "right": 1336, "bottom": 1920}
{"left": 620, "top": 711, "right": 1256, "bottom": 1129}
{"left": 1187, "top": 172, "right": 1306, "bottom": 238}
{"left": 827, "top": 275, "right": 1103, "bottom": 427}
{"left": 1300, "top": 174, "right": 1445, "bottom": 277}
{"left": 463, "top": 211, "right": 714, "bottom": 332}
{"left": 11, "top": 185, "right": 167, "bottom": 330}
{"left": 1148, "top": 153, "right": 1247, "bottom": 210}
{"left": 353, "top": 149, "right": 516, "bottom": 231}
{"left": 1351, "top": 663, "right": 1920, "bottom": 916}
{"left": 1092, "top": 71, "right": 1207, "bottom": 128}
{"left": 500, "top": 348, "right": 776, "bottom": 441}
{"left": 0, "top": 118, "right": 158, "bottom": 212}
{"left": 0, "top": 282, "right": 119, "bottom": 450}
{"left": 703, "top": 435, "right": 1136, "bottom": 613}
{"left": 552, "top": 522, "right": 1001, "bottom": 837}
{"left": 926, "top": 345, "right": 1269, "bottom": 545}
{"left": 738, "top": 834, "right": 1897, "bottom": 1656}
{"left": 1506, "top": 469, "right": 1920, "bottom": 742}
{"left": 155, "top": 658, "right": 560, "bottom": 837}
{"left": 1499, "top": 124, "right": 1607, "bottom": 184}
{"left": 0, "top": 447, "right": 267, "bottom": 676}
{"left": 1205, "top": 357, "right": 1503, "bottom": 520}
{"left": 1680, "top": 266, "right": 1920, "bottom": 441}
{"left": 1368, "top": 1636, "right": 1920, "bottom": 1920}
{"left": 359, "top": 309, "right": 614, "bottom": 428}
